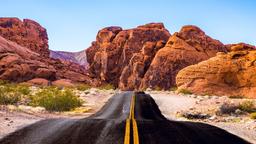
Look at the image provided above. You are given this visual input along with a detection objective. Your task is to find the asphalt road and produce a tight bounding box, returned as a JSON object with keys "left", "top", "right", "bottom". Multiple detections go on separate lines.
{"left": 0, "top": 92, "right": 250, "bottom": 144}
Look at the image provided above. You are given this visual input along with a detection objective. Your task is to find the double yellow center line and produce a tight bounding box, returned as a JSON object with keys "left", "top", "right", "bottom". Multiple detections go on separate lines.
{"left": 124, "top": 95, "right": 139, "bottom": 144}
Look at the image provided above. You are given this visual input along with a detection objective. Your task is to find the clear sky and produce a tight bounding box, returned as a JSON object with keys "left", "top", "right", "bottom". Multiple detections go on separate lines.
{"left": 1, "top": 0, "right": 255, "bottom": 52}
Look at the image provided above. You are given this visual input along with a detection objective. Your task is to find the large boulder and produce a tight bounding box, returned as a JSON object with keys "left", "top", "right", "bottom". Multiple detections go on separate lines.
{"left": 176, "top": 43, "right": 256, "bottom": 98}
{"left": 140, "top": 25, "right": 227, "bottom": 90}
{"left": 0, "top": 18, "right": 49, "bottom": 57}
{"left": 86, "top": 23, "right": 171, "bottom": 87}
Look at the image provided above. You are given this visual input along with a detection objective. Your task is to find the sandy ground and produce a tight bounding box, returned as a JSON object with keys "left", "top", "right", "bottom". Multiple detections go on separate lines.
{"left": 0, "top": 90, "right": 255, "bottom": 143}
{"left": 149, "top": 91, "right": 256, "bottom": 143}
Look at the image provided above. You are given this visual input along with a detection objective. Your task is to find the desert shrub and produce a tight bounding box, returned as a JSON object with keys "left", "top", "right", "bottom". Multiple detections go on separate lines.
{"left": 16, "top": 85, "right": 31, "bottom": 95}
{"left": 154, "top": 86, "right": 162, "bottom": 91}
{"left": 0, "top": 80, "right": 9, "bottom": 85}
{"left": 98, "top": 84, "right": 115, "bottom": 90}
{"left": 30, "top": 87, "right": 82, "bottom": 111}
{"left": 181, "top": 112, "right": 210, "bottom": 120}
{"left": 170, "top": 86, "right": 177, "bottom": 91}
{"left": 229, "top": 95, "right": 245, "bottom": 99}
{"left": 250, "top": 112, "right": 256, "bottom": 119}
{"left": 217, "top": 103, "right": 239, "bottom": 115}
{"left": 178, "top": 88, "right": 193, "bottom": 95}
{"left": 76, "top": 84, "right": 91, "bottom": 91}
{"left": 0, "top": 86, "right": 21, "bottom": 105}
{"left": 238, "top": 100, "right": 256, "bottom": 113}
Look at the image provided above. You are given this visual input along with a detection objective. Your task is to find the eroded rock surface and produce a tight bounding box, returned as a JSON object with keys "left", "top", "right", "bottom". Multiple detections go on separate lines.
{"left": 140, "top": 26, "right": 227, "bottom": 90}
{"left": 87, "top": 24, "right": 227, "bottom": 90}
{"left": 176, "top": 43, "right": 256, "bottom": 98}
{"left": 0, "top": 18, "right": 96, "bottom": 84}
{"left": 86, "top": 23, "right": 170, "bottom": 88}
{"left": 0, "top": 18, "right": 49, "bottom": 57}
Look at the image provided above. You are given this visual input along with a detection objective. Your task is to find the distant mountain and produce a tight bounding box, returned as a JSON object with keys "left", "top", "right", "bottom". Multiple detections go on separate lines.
{"left": 50, "top": 50, "right": 88, "bottom": 66}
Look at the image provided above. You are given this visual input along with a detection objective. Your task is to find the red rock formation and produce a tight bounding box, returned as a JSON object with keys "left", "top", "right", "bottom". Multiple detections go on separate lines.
{"left": 86, "top": 23, "right": 171, "bottom": 87}
{"left": 176, "top": 43, "right": 256, "bottom": 98}
{"left": 0, "top": 18, "right": 98, "bottom": 85}
{"left": 0, "top": 35, "right": 97, "bottom": 84}
{"left": 140, "top": 25, "right": 227, "bottom": 90}
{"left": 0, "top": 18, "right": 49, "bottom": 57}
{"left": 0, "top": 35, "right": 56, "bottom": 82}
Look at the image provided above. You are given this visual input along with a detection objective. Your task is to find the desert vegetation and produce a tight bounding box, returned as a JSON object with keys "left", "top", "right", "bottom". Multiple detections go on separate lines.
{"left": 29, "top": 87, "right": 82, "bottom": 111}
{"left": 0, "top": 81, "right": 84, "bottom": 112}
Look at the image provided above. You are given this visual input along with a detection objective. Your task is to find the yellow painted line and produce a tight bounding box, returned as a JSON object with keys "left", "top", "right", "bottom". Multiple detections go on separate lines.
{"left": 124, "top": 94, "right": 139, "bottom": 144}
{"left": 124, "top": 119, "right": 130, "bottom": 144}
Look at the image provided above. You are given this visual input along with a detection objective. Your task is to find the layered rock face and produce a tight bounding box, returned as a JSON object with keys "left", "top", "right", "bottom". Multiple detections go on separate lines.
{"left": 0, "top": 36, "right": 55, "bottom": 82}
{"left": 0, "top": 18, "right": 49, "bottom": 57}
{"left": 0, "top": 35, "right": 93, "bottom": 83}
{"left": 176, "top": 43, "right": 256, "bottom": 98}
{"left": 140, "top": 26, "right": 227, "bottom": 90}
{"left": 86, "top": 23, "right": 171, "bottom": 88}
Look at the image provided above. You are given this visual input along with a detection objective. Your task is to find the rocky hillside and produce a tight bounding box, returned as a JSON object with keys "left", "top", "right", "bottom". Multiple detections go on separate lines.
{"left": 50, "top": 50, "right": 88, "bottom": 66}
{"left": 0, "top": 18, "right": 95, "bottom": 84}
{"left": 176, "top": 43, "right": 256, "bottom": 98}
{"left": 86, "top": 24, "right": 227, "bottom": 90}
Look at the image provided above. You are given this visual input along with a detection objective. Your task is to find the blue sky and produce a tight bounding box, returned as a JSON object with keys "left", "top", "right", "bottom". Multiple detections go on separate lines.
{"left": 1, "top": 0, "right": 255, "bottom": 52}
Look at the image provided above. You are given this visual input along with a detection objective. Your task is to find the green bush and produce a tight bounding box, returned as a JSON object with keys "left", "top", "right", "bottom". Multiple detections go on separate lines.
{"left": 238, "top": 100, "right": 256, "bottom": 113}
{"left": 76, "top": 84, "right": 91, "bottom": 91}
{"left": 0, "top": 86, "right": 21, "bottom": 105}
{"left": 30, "top": 87, "right": 82, "bottom": 112}
{"left": 250, "top": 112, "right": 256, "bottom": 119}
{"left": 178, "top": 88, "right": 193, "bottom": 95}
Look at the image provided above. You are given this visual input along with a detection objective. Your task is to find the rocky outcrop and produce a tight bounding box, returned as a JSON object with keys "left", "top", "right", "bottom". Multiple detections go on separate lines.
{"left": 176, "top": 43, "right": 256, "bottom": 98}
{"left": 87, "top": 24, "right": 228, "bottom": 90}
{"left": 140, "top": 26, "right": 227, "bottom": 90}
{"left": 0, "top": 18, "right": 49, "bottom": 57}
{"left": 86, "top": 23, "right": 171, "bottom": 87}
{"left": 50, "top": 50, "right": 88, "bottom": 67}
{"left": 0, "top": 35, "right": 96, "bottom": 84}
{"left": 0, "top": 17, "right": 98, "bottom": 85}
{"left": 0, "top": 36, "right": 56, "bottom": 82}
{"left": 119, "top": 41, "right": 166, "bottom": 90}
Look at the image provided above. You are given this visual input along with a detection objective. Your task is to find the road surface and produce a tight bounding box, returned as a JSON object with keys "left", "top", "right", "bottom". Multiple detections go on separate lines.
{"left": 0, "top": 92, "right": 250, "bottom": 144}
